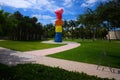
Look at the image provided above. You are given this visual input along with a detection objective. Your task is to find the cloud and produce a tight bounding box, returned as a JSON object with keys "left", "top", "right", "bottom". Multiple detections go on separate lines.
{"left": 63, "top": 0, "right": 73, "bottom": 8}
{"left": 81, "top": 0, "right": 98, "bottom": 7}
{"left": 32, "top": 14, "right": 55, "bottom": 25}
{"left": 99, "top": 0, "right": 111, "bottom": 3}
{"left": 0, "top": 0, "right": 32, "bottom": 8}
{"left": 100, "top": 0, "right": 111, "bottom": 2}
{"left": 86, "top": 0, "right": 97, "bottom": 4}
{"left": 0, "top": 0, "right": 59, "bottom": 12}
{"left": 81, "top": 3, "right": 89, "bottom": 7}
{"left": 0, "top": 0, "right": 75, "bottom": 15}
{"left": 32, "top": 14, "right": 54, "bottom": 20}
{"left": 32, "top": 0, "right": 59, "bottom": 12}
{"left": 81, "top": 0, "right": 111, "bottom": 7}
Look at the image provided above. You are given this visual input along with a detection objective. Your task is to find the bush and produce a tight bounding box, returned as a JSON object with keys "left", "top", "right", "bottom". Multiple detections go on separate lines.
{"left": 0, "top": 63, "right": 114, "bottom": 80}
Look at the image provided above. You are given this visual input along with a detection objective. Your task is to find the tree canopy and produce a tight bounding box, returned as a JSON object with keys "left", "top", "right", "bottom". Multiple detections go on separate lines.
{"left": 0, "top": 0, "right": 119, "bottom": 40}
{"left": 0, "top": 10, "right": 43, "bottom": 41}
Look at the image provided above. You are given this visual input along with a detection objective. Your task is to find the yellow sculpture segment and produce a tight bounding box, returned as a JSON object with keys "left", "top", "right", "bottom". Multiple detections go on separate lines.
{"left": 55, "top": 26, "right": 62, "bottom": 32}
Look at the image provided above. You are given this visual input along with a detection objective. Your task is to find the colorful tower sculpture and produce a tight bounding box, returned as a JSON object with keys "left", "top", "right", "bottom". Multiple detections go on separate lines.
{"left": 54, "top": 8, "right": 64, "bottom": 42}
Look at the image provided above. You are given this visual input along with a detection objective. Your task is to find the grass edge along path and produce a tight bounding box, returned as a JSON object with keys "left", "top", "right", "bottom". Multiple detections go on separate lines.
{"left": 48, "top": 40, "right": 120, "bottom": 68}
{"left": 0, "top": 63, "right": 114, "bottom": 80}
{"left": 0, "top": 40, "right": 65, "bottom": 52}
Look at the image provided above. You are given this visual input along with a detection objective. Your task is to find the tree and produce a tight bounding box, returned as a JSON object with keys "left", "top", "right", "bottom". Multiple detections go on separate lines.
{"left": 11, "top": 11, "right": 43, "bottom": 41}
{"left": 43, "top": 23, "right": 54, "bottom": 38}
{"left": 0, "top": 10, "right": 5, "bottom": 37}
{"left": 76, "top": 0, "right": 120, "bottom": 40}
{"left": 62, "top": 20, "right": 69, "bottom": 38}
{"left": 0, "top": 10, "right": 15, "bottom": 38}
{"left": 95, "top": 0, "right": 120, "bottom": 41}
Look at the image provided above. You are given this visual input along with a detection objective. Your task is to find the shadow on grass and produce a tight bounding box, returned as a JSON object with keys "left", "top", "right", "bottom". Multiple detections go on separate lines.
{"left": 108, "top": 55, "right": 120, "bottom": 59}
{"left": 0, "top": 47, "right": 35, "bottom": 66}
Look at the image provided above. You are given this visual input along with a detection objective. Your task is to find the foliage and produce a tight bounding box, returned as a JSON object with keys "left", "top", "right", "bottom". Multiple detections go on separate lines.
{"left": 0, "top": 0, "right": 119, "bottom": 40}
{"left": 76, "top": 0, "right": 120, "bottom": 40}
{"left": 0, "top": 63, "right": 114, "bottom": 80}
{"left": 0, "top": 10, "right": 43, "bottom": 41}
{"left": 96, "top": 0, "right": 120, "bottom": 28}
{"left": 43, "top": 23, "right": 55, "bottom": 38}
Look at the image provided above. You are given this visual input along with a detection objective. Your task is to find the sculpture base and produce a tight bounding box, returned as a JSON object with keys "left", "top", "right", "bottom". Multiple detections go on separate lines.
{"left": 54, "top": 32, "right": 62, "bottom": 42}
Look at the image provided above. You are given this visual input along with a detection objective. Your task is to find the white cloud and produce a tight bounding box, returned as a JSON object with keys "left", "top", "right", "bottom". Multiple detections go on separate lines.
{"left": 0, "top": 0, "right": 32, "bottom": 8}
{"left": 51, "top": 19, "right": 56, "bottom": 25}
{"left": 99, "top": 0, "right": 111, "bottom": 3}
{"left": 101, "top": 0, "right": 110, "bottom": 2}
{"left": 63, "top": 0, "right": 73, "bottom": 8}
{"left": 81, "top": 3, "right": 89, "bottom": 7}
{"left": 0, "top": 0, "right": 59, "bottom": 12}
{"left": 86, "top": 0, "right": 97, "bottom": 4}
{"left": 42, "top": 15, "right": 53, "bottom": 20}
{"left": 81, "top": 0, "right": 111, "bottom": 7}
{"left": 0, "top": 0, "right": 75, "bottom": 15}
{"left": 32, "top": 14, "right": 56, "bottom": 25}
{"left": 32, "top": 14, "right": 54, "bottom": 20}
{"left": 32, "top": 14, "right": 55, "bottom": 24}
{"left": 81, "top": 0, "right": 98, "bottom": 7}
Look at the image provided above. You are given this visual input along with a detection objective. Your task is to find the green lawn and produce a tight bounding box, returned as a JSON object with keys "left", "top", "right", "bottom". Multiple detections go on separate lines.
{"left": 48, "top": 39, "right": 120, "bottom": 68}
{"left": 0, "top": 40, "right": 64, "bottom": 52}
{"left": 0, "top": 63, "right": 114, "bottom": 80}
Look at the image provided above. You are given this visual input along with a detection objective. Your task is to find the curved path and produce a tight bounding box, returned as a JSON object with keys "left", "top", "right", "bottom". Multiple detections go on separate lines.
{"left": 0, "top": 40, "right": 120, "bottom": 80}
{"left": 24, "top": 40, "right": 120, "bottom": 80}
{"left": 24, "top": 40, "right": 80, "bottom": 56}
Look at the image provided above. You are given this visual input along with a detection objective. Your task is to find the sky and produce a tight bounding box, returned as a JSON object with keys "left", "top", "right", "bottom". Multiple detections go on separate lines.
{"left": 0, "top": 0, "right": 109, "bottom": 25}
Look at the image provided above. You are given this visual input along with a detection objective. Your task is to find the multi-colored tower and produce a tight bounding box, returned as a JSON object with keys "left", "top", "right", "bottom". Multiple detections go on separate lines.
{"left": 54, "top": 8, "right": 64, "bottom": 42}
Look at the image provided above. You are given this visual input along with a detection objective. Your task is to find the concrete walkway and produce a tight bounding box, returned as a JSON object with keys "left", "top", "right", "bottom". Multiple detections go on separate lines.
{"left": 0, "top": 47, "right": 36, "bottom": 65}
{"left": 24, "top": 40, "right": 80, "bottom": 56}
{"left": 34, "top": 57, "right": 120, "bottom": 80}
{"left": 0, "top": 41, "right": 120, "bottom": 80}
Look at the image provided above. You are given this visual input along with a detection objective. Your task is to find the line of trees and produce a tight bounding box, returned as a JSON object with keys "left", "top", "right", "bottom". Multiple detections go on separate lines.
{"left": 42, "top": 0, "right": 120, "bottom": 40}
{"left": 0, "top": 0, "right": 119, "bottom": 41}
{"left": 0, "top": 10, "right": 43, "bottom": 41}
{"left": 43, "top": 23, "right": 55, "bottom": 39}
{"left": 76, "top": 0, "right": 120, "bottom": 40}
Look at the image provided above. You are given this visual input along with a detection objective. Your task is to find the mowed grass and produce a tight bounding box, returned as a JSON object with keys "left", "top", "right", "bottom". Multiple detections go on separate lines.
{"left": 0, "top": 63, "right": 114, "bottom": 80}
{"left": 48, "top": 39, "right": 120, "bottom": 68}
{"left": 0, "top": 40, "right": 64, "bottom": 52}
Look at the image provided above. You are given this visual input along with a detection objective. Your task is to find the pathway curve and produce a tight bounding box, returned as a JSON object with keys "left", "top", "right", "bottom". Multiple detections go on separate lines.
{"left": 24, "top": 40, "right": 80, "bottom": 56}
{"left": 0, "top": 40, "right": 120, "bottom": 80}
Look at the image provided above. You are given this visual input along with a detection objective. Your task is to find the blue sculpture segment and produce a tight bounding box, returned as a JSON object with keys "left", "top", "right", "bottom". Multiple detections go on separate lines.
{"left": 54, "top": 32, "right": 62, "bottom": 42}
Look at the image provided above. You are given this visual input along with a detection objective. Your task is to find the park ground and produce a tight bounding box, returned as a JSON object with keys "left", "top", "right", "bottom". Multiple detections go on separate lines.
{"left": 0, "top": 39, "right": 120, "bottom": 80}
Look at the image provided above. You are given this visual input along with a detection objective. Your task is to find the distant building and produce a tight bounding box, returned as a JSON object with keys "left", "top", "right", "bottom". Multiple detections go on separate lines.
{"left": 106, "top": 30, "right": 120, "bottom": 40}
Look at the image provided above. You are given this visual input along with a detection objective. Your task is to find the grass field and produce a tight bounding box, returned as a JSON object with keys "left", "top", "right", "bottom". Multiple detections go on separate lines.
{"left": 0, "top": 39, "right": 119, "bottom": 68}
{"left": 48, "top": 39, "right": 120, "bottom": 68}
{"left": 0, "top": 40, "right": 64, "bottom": 52}
{"left": 0, "top": 63, "right": 113, "bottom": 80}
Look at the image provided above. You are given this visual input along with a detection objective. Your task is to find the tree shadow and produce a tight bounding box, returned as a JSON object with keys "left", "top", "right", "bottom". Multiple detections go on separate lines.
{"left": 0, "top": 47, "right": 36, "bottom": 66}
{"left": 108, "top": 55, "right": 120, "bottom": 59}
